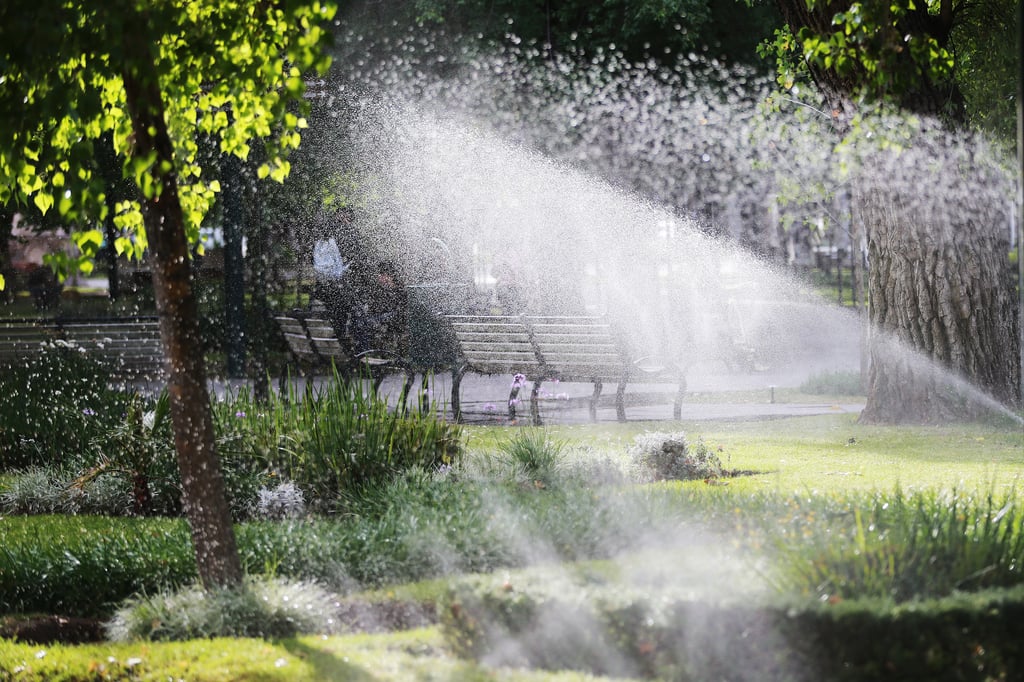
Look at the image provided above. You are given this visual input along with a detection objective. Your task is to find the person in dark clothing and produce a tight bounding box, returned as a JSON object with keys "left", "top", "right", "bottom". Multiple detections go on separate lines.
{"left": 350, "top": 260, "right": 408, "bottom": 354}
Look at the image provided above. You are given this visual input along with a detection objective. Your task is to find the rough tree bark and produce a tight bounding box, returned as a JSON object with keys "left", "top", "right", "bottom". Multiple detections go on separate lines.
{"left": 121, "top": 23, "right": 242, "bottom": 587}
{"left": 855, "top": 174, "right": 1019, "bottom": 422}
{"left": 773, "top": 0, "right": 1020, "bottom": 422}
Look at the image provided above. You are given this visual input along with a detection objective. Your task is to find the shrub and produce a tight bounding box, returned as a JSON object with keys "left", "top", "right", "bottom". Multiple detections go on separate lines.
{"left": 213, "top": 371, "right": 462, "bottom": 511}
{"left": 627, "top": 431, "right": 723, "bottom": 482}
{"left": 0, "top": 466, "right": 133, "bottom": 516}
{"left": 440, "top": 572, "right": 1024, "bottom": 681}
{"left": 800, "top": 370, "right": 864, "bottom": 396}
{"left": 80, "top": 390, "right": 183, "bottom": 517}
{"left": 0, "top": 516, "right": 196, "bottom": 617}
{"left": 106, "top": 575, "right": 341, "bottom": 641}
{"left": 255, "top": 481, "right": 307, "bottom": 520}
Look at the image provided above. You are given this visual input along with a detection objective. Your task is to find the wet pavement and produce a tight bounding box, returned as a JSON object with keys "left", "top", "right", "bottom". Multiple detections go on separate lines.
{"left": 210, "top": 370, "right": 864, "bottom": 425}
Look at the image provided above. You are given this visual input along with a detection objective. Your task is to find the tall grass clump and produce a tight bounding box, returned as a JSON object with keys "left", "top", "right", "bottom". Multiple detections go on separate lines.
{"left": 768, "top": 488, "right": 1024, "bottom": 601}
{"left": 0, "top": 348, "right": 134, "bottom": 470}
{"left": 213, "top": 368, "right": 462, "bottom": 511}
{"left": 627, "top": 431, "right": 723, "bottom": 482}
{"left": 106, "top": 576, "right": 341, "bottom": 641}
{"left": 495, "top": 428, "right": 567, "bottom": 486}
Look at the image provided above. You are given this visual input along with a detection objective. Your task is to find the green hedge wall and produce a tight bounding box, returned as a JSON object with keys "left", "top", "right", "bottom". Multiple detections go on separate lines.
{"left": 439, "top": 573, "right": 1024, "bottom": 681}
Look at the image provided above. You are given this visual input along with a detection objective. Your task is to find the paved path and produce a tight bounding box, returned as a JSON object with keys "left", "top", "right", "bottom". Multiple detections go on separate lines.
{"left": 211, "top": 371, "right": 864, "bottom": 425}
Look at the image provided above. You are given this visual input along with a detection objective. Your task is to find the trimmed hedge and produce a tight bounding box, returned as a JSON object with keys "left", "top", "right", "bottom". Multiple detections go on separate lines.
{"left": 439, "top": 572, "right": 1024, "bottom": 681}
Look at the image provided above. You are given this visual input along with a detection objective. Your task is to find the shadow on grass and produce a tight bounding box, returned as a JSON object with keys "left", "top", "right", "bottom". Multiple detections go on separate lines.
{"left": 281, "top": 638, "right": 379, "bottom": 681}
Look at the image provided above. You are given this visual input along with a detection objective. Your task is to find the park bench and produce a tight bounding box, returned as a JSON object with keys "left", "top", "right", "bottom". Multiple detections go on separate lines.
{"left": 0, "top": 316, "right": 165, "bottom": 381}
{"left": 272, "top": 311, "right": 424, "bottom": 410}
{"left": 445, "top": 314, "right": 686, "bottom": 424}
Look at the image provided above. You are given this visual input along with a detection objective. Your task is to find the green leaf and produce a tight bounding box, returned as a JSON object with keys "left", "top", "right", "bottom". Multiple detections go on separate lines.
{"left": 34, "top": 191, "right": 54, "bottom": 215}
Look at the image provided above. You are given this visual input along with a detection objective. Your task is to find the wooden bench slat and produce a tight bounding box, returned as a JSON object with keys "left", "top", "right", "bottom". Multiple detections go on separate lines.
{"left": 0, "top": 319, "right": 165, "bottom": 379}
{"left": 445, "top": 313, "right": 685, "bottom": 424}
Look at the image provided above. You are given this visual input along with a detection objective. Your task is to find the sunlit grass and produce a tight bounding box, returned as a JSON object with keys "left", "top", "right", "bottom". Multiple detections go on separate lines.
{"left": 464, "top": 413, "right": 1024, "bottom": 495}
{"left": 0, "top": 627, "right": 626, "bottom": 681}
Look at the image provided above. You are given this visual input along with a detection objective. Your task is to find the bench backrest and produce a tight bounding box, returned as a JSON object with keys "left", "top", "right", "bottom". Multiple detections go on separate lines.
{"left": 273, "top": 314, "right": 351, "bottom": 369}
{"left": 521, "top": 316, "right": 628, "bottom": 381}
{"left": 303, "top": 317, "right": 350, "bottom": 364}
{"left": 446, "top": 315, "right": 542, "bottom": 375}
{"left": 0, "top": 317, "right": 165, "bottom": 379}
{"left": 62, "top": 320, "right": 164, "bottom": 378}
{"left": 274, "top": 315, "right": 318, "bottom": 364}
{"left": 0, "top": 322, "right": 61, "bottom": 365}
{"left": 446, "top": 314, "right": 632, "bottom": 379}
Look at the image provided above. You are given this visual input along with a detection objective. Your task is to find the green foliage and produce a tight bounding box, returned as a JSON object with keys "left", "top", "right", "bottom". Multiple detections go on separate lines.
{"left": 627, "top": 431, "right": 724, "bottom": 481}
{"left": 214, "top": 371, "right": 463, "bottom": 511}
{"left": 0, "top": 348, "right": 134, "bottom": 470}
{"left": 768, "top": 489, "right": 1024, "bottom": 601}
{"left": 798, "top": 0, "right": 953, "bottom": 93}
{"left": 757, "top": 26, "right": 809, "bottom": 93}
{"left": 106, "top": 576, "right": 341, "bottom": 641}
{"left": 495, "top": 428, "right": 567, "bottom": 487}
{"left": 950, "top": 0, "right": 1018, "bottom": 144}
{"left": 440, "top": 569, "right": 1024, "bottom": 680}
{"left": 799, "top": 370, "right": 864, "bottom": 396}
{"left": 0, "top": 0, "right": 336, "bottom": 285}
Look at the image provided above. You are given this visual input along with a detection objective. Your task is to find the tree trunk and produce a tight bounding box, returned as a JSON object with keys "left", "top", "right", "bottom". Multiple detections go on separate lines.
{"left": 98, "top": 134, "right": 122, "bottom": 300}
{"left": 772, "top": 0, "right": 1015, "bottom": 422}
{"left": 856, "top": 175, "right": 1020, "bottom": 423}
{"left": 0, "top": 208, "right": 14, "bottom": 303}
{"left": 121, "top": 26, "right": 242, "bottom": 588}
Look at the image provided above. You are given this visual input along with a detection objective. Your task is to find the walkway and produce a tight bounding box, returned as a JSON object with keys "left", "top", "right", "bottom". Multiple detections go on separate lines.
{"left": 210, "top": 371, "right": 864, "bottom": 425}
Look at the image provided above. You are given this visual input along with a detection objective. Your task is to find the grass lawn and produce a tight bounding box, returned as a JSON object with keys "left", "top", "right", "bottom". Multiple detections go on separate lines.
{"left": 2, "top": 413, "right": 1022, "bottom": 681}
{"left": 464, "top": 413, "right": 1024, "bottom": 495}
{"left": 0, "top": 628, "right": 628, "bottom": 681}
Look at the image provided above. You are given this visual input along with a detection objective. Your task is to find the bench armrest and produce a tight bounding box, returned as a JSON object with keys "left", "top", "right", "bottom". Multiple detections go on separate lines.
{"left": 631, "top": 355, "right": 681, "bottom": 375}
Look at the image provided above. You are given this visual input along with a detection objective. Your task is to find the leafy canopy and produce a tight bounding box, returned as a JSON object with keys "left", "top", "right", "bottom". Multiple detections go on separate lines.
{"left": 0, "top": 0, "right": 336, "bottom": 284}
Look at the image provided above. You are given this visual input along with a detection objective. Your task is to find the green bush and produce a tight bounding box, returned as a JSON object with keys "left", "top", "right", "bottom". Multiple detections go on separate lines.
{"left": 627, "top": 432, "right": 723, "bottom": 482}
{"left": 440, "top": 572, "right": 1024, "bottom": 681}
{"left": 0, "top": 516, "right": 196, "bottom": 617}
{"left": 0, "top": 473, "right": 653, "bottom": 615}
{"left": 106, "top": 576, "right": 341, "bottom": 641}
{"left": 799, "top": 370, "right": 864, "bottom": 396}
{"left": 0, "top": 348, "right": 134, "bottom": 470}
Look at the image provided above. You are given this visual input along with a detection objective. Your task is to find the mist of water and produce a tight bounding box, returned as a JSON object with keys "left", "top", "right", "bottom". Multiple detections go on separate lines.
{"left": 292, "top": 28, "right": 1020, "bottom": 417}
{"left": 272, "top": 27, "right": 1022, "bottom": 675}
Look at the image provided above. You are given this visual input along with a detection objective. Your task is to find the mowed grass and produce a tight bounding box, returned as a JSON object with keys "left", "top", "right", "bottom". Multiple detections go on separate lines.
{"left": 463, "top": 412, "right": 1024, "bottom": 494}
{"left": 0, "top": 628, "right": 624, "bottom": 681}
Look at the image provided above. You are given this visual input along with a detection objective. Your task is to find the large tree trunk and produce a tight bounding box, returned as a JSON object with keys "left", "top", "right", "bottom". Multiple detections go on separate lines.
{"left": 855, "top": 168, "right": 1020, "bottom": 423}
{"left": 122, "top": 26, "right": 242, "bottom": 588}
{"left": 772, "top": 0, "right": 1017, "bottom": 422}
